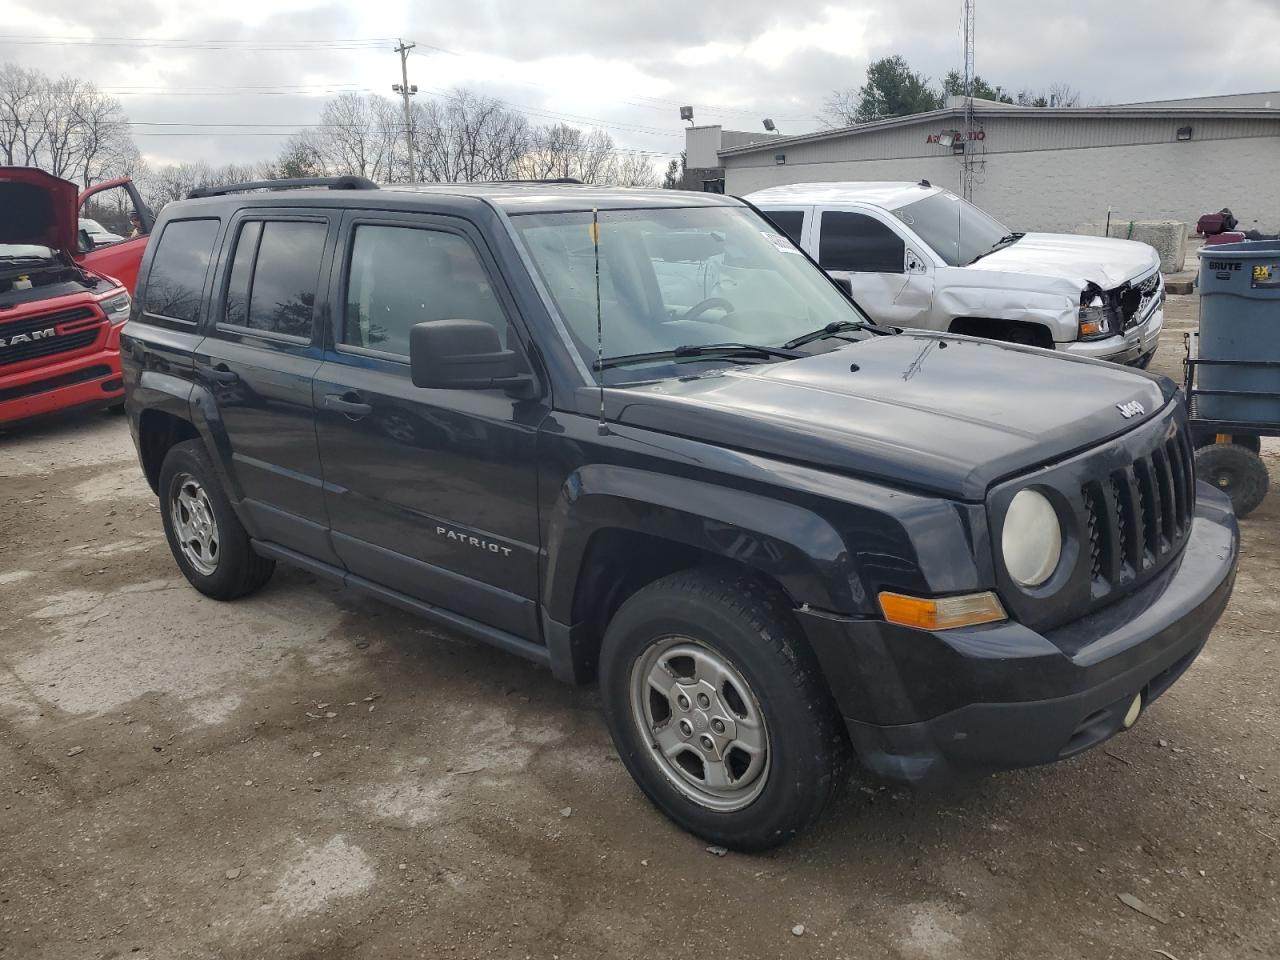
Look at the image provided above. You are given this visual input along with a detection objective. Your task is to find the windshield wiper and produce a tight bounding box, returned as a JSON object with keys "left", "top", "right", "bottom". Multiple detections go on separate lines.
{"left": 595, "top": 342, "right": 805, "bottom": 371}
{"left": 966, "top": 232, "right": 1024, "bottom": 266}
{"left": 782, "top": 320, "right": 867, "bottom": 349}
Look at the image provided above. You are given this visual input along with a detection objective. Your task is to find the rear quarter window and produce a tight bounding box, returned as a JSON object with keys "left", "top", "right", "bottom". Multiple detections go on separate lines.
{"left": 142, "top": 218, "right": 220, "bottom": 327}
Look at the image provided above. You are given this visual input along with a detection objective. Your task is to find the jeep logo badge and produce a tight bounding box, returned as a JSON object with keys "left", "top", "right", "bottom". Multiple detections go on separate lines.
{"left": 1117, "top": 400, "right": 1145, "bottom": 419}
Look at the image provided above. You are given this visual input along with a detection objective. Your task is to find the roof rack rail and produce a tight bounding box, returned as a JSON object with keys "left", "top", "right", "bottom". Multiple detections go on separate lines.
{"left": 187, "top": 175, "right": 379, "bottom": 199}
{"left": 484, "top": 177, "right": 584, "bottom": 185}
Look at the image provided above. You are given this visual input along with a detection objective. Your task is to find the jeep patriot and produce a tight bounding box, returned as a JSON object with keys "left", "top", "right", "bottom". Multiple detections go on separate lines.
{"left": 121, "top": 176, "right": 1238, "bottom": 850}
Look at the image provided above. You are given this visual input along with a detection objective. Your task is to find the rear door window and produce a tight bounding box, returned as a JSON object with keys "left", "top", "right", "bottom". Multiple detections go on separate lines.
{"left": 221, "top": 220, "right": 327, "bottom": 340}
{"left": 818, "top": 211, "right": 905, "bottom": 274}
{"left": 142, "top": 218, "right": 220, "bottom": 325}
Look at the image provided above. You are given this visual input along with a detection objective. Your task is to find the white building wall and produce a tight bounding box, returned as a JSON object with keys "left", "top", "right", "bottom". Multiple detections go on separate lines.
{"left": 724, "top": 135, "right": 1280, "bottom": 233}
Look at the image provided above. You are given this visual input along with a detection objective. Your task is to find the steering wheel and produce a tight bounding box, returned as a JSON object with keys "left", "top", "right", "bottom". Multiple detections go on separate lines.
{"left": 679, "top": 297, "right": 735, "bottom": 322}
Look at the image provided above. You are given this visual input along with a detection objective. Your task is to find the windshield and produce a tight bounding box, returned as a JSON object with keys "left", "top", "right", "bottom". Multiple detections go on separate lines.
{"left": 511, "top": 206, "right": 869, "bottom": 383}
{"left": 891, "top": 191, "right": 1011, "bottom": 267}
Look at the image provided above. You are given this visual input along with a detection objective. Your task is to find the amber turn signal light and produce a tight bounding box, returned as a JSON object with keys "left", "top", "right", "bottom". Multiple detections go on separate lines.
{"left": 878, "top": 591, "right": 1007, "bottom": 630}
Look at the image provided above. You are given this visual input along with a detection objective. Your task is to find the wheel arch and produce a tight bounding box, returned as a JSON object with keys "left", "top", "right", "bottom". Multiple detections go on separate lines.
{"left": 540, "top": 465, "right": 856, "bottom": 684}
{"left": 948, "top": 315, "right": 1056, "bottom": 349}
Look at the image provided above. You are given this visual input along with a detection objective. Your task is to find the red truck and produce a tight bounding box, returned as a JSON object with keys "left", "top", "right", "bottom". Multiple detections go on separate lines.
{"left": 1, "top": 167, "right": 152, "bottom": 427}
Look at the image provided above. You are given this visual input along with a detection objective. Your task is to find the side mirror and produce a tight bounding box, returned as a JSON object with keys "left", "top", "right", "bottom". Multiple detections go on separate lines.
{"left": 831, "top": 275, "right": 853, "bottom": 298}
{"left": 410, "top": 319, "right": 534, "bottom": 395}
{"left": 78, "top": 228, "right": 96, "bottom": 253}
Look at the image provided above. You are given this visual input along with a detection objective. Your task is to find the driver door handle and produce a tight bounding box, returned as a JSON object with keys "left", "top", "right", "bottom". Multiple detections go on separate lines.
{"left": 323, "top": 392, "right": 373, "bottom": 418}
{"left": 205, "top": 363, "right": 239, "bottom": 384}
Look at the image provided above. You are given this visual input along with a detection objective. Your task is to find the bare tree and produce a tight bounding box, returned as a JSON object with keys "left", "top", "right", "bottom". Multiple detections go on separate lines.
{"left": 1046, "top": 82, "right": 1082, "bottom": 108}
{"left": 0, "top": 62, "right": 136, "bottom": 185}
{"left": 819, "top": 88, "right": 861, "bottom": 128}
{"left": 606, "top": 152, "right": 660, "bottom": 187}
{"left": 516, "top": 124, "right": 615, "bottom": 183}
{"left": 411, "top": 89, "right": 533, "bottom": 183}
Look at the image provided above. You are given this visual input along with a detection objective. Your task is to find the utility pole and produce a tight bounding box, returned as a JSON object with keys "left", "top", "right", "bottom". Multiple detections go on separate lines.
{"left": 393, "top": 40, "right": 418, "bottom": 183}
{"left": 960, "top": 0, "right": 977, "bottom": 201}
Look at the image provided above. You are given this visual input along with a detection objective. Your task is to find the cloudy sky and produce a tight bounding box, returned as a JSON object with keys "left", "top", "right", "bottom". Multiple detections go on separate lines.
{"left": 2, "top": 0, "right": 1279, "bottom": 170}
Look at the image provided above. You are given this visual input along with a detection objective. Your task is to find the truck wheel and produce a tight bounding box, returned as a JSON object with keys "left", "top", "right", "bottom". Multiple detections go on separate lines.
{"left": 158, "top": 439, "right": 275, "bottom": 599}
{"left": 599, "top": 569, "right": 848, "bottom": 851}
{"left": 1195, "top": 442, "right": 1269, "bottom": 518}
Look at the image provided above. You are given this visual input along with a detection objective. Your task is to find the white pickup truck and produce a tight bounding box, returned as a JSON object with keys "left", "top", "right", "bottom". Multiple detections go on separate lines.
{"left": 748, "top": 181, "right": 1165, "bottom": 366}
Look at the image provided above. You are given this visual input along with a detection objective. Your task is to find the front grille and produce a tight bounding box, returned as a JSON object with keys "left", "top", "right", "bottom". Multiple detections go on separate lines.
{"left": 1081, "top": 427, "right": 1196, "bottom": 597}
{"left": 1118, "top": 272, "right": 1161, "bottom": 330}
{"left": 0, "top": 307, "right": 102, "bottom": 368}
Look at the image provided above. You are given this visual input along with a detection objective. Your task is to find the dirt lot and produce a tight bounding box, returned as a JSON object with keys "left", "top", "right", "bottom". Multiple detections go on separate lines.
{"left": 2, "top": 294, "right": 1278, "bottom": 960}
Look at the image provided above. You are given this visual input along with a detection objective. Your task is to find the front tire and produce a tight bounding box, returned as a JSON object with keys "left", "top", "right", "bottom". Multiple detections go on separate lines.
{"left": 599, "top": 569, "right": 848, "bottom": 851}
{"left": 158, "top": 439, "right": 275, "bottom": 599}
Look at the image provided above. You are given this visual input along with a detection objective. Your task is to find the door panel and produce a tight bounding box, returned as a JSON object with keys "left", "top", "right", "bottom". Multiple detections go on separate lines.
{"left": 78, "top": 179, "right": 152, "bottom": 293}
{"left": 817, "top": 208, "right": 935, "bottom": 329}
{"left": 197, "top": 212, "right": 336, "bottom": 562}
{"left": 314, "top": 214, "right": 546, "bottom": 638}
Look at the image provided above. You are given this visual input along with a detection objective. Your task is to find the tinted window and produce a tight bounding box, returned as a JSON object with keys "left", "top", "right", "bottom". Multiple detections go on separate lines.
{"left": 763, "top": 210, "right": 805, "bottom": 247}
{"left": 343, "top": 225, "right": 507, "bottom": 357}
{"left": 144, "top": 218, "right": 220, "bottom": 324}
{"left": 224, "top": 221, "right": 261, "bottom": 328}
{"left": 239, "top": 221, "right": 326, "bottom": 339}
{"left": 818, "top": 211, "right": 905, "bottom": 273}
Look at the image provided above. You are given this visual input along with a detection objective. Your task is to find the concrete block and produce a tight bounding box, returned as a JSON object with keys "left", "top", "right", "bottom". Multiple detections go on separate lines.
{"left": 1075, "top": 220, "right": 1188, "bottom": 274}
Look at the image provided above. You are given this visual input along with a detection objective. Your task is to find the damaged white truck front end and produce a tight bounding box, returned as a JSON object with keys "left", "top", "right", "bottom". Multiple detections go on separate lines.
{"left": 748, "top": 182, "right": 1166, "bottom": 367}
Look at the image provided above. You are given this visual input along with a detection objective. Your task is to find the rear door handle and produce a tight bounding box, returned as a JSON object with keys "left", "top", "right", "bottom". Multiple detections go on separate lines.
{"left": 323, "top": 392, "right": 373, "bottom": 418}
{"left": 207, "top": 364, "right": 239, "bottom": 384}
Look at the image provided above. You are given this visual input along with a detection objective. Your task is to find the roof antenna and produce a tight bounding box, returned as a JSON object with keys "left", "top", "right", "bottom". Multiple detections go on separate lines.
{"left": 592, "top": 207, "right": 610, "bottom": 436}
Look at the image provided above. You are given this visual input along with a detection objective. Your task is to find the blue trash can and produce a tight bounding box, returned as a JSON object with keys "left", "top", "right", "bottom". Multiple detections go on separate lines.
{"left": 1197, "top": 239, "right": 1280, "bottom": 424}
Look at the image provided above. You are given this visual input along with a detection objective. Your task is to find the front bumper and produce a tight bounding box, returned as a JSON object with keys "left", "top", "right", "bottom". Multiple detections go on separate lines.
{"left": 1062, "top": 304, "right": 1164, "bottom": 366}
{"left": 800, "top": 484, "right": 1238, "bottom": 783}
{"left": 0, "top": 344, "right": 123, "bottom": 426}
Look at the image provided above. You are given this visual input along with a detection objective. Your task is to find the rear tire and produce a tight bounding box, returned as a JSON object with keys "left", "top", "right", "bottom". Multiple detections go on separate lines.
{"left": 1195, "top": 442, "right": 1269, "bottom": 518}
{"left": 158, "top": 439, "right": 274, "bottom": 599}
{"left": 598, "top": 568, "right": 848, "bottom": 851}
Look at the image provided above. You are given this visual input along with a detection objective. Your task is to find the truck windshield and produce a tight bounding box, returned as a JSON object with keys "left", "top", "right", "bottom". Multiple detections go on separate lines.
{"left": 511, "top": 205, "right": 869, "bottom": 382}
{"left": 891, "top": 191, "right": 1011, "bottom": 267}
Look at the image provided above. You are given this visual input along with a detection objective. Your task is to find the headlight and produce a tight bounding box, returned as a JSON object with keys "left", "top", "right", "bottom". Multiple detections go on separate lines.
{"left": 1002, "top": 489, "right": 1062, "bottom": 587}
{"left": 1078, "top": 296, "right": 1113, "bottom": 340}
{"left": 101, "top": 291, "right": 131, "bottom": 325}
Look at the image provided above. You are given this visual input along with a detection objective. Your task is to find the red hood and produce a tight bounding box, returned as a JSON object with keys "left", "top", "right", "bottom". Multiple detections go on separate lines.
{"left": 0, "top": 166, "right": 80, "bottom": 253}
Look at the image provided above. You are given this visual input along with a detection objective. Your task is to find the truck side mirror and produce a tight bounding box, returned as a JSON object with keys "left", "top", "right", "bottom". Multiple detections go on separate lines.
{"left": 410, "top": 319, "right": 535, "bottom": 396}
{"left": 831, "top": 275, "right": 853, "bottom": 298}
{"left": 78, "top": 228, "right": 96, "bottom": 253}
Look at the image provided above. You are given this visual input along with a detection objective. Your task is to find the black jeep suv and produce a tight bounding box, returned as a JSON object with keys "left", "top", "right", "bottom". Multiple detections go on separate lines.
{"left": 121, "top": 177, "right": 1238, "bottom": 850}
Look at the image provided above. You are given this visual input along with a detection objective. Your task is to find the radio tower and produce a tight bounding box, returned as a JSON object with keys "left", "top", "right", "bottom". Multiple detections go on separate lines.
{"left": 961, "top": 0, "right": 977, "bottom": 201}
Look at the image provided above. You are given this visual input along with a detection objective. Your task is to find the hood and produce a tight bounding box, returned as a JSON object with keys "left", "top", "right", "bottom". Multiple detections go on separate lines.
{"left": 969, "top": 233, "right": 1160, "bottom": 290}
{"left": 611, "top": 334, "right": 1173, "bottom": 500}
{"left": 0, "top": 167, "right": 80, "bottom": 254}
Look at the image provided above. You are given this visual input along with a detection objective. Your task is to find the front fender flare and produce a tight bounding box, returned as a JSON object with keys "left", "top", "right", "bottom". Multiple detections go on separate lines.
{"left": 542, "top": 464, "right": 857, "bottom": 625}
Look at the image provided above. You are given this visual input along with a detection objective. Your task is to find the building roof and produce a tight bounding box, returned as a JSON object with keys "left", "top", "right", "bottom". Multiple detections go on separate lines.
{"left": 717, "top": 101, "right": 1280, "bottom": 158}
{"left": 746, "top": 181, "right": 940, "bottom": 208}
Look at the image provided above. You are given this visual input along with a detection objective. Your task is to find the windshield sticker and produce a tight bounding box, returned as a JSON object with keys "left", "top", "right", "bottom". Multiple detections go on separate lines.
{"left": 761, "top": 231, "right": 800, "bottom": 253}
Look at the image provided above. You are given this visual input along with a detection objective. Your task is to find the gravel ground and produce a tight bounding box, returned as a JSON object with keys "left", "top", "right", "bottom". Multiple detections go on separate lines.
{"left": 2, "top": 295, "right": 1277, "bottom": 960}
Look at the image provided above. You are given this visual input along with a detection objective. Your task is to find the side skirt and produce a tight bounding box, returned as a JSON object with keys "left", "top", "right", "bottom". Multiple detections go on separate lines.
{"left": 250, "top": 539, "right": 552, "bottom": 670}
